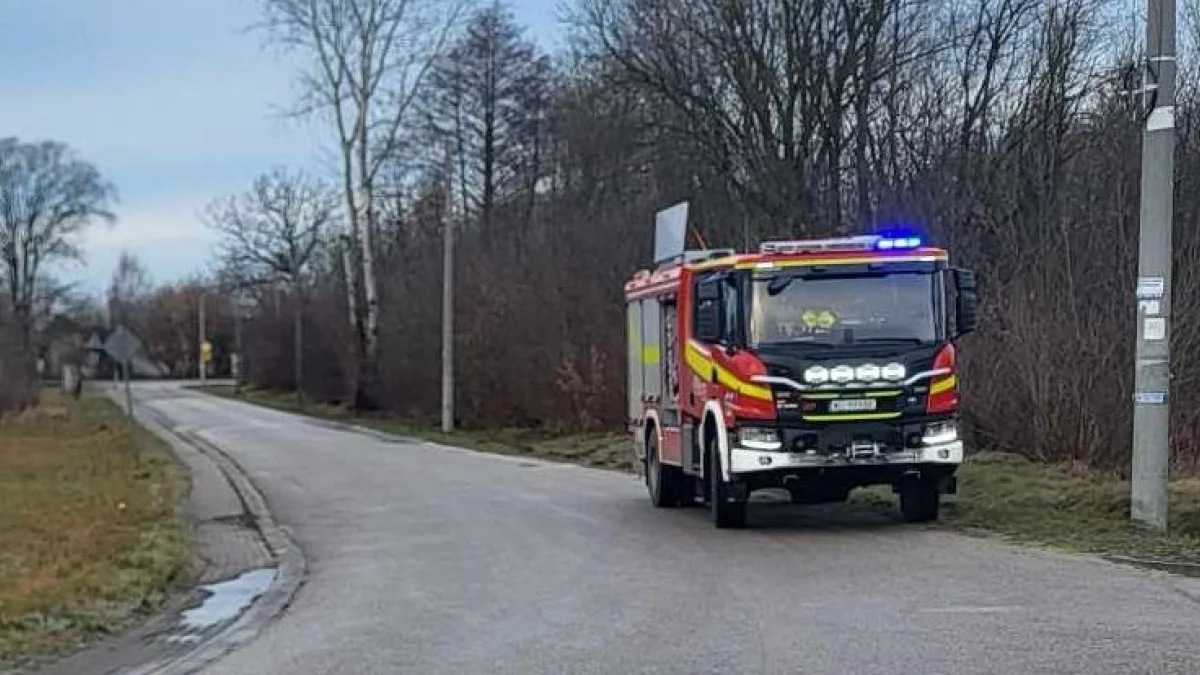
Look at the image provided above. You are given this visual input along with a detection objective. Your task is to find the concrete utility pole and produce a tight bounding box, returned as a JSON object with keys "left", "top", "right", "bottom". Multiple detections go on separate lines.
{"left": 1131, "top": 0, "right": 1176, "bottom": 532}
{"left": 199, "top": 292, "right": 207, "bottom": 384}
{"left": 123, "top": 359, "right": 134, "bottom": 417}
{"left": 441, "top": 150, "right": 455, "bottom": 434}
{"left": 233, "top": 297, "right": 244, "bottom": 393}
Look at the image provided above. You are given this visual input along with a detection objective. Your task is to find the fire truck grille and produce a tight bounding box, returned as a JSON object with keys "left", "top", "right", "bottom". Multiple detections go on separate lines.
{"left": 782, "top": 424, "right": 924, "bottom": 456}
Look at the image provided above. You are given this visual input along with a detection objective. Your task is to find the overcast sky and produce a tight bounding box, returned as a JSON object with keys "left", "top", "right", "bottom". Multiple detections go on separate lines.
{"left": 0, "top": 0, "right": 562, "bottom": 296}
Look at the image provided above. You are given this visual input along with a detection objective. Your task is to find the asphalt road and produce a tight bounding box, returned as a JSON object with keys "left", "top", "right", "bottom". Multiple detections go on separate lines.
{"left": 136, "top": 384, "right": 1200, "bottom": 675}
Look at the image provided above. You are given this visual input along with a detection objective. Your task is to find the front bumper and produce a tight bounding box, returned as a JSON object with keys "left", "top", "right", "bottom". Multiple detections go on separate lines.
{"left": 729, "top": 440, "right": 963, "bottom": 475}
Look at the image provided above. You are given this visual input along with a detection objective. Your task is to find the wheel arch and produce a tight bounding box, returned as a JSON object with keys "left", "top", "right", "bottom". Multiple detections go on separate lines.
{"left": 700, "top": 401, "right": 731, "bottom": 482}
{"left": 640, "top": 410, "right": 662, "bottom": 463}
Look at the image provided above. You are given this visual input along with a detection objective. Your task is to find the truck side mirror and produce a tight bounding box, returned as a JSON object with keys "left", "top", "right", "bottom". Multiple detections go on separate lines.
{"left": 953, "top": 268, "right": 978, "bottom": 337}
{"left": 695, "top": 281, "right": 723, "bottom": 343}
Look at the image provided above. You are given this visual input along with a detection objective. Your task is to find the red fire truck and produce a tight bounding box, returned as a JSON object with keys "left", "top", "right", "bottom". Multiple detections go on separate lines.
{"left": 624, "top": 207, "right": 977, "bottom": 528}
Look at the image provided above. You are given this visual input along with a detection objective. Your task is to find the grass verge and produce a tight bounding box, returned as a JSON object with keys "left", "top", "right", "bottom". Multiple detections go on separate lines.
{"left": 196, "top": 386, "right": 632, "bottom": 471}
{"left": 851, "top": 452, "right": 1200, "bottom": 565}
{"left": 0, "top": 390, "right": 191, "bottom": 669}
{"left": 200, "top": 386, "right": 1200, "bottom": 565}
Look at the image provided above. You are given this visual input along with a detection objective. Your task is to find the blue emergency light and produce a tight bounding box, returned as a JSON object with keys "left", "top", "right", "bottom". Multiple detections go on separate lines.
{"left": 875, "top": 236, "right": 922, "bottom": 250}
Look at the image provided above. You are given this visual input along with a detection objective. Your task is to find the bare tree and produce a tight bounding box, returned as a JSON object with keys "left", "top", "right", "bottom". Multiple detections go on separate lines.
{"left": 257, "top": 0, "right": 469, "bottom": 407}
{"left": 0, "top": 137, "right": 114, "bottom": 411}
{"left": 108, "top": 251, "right": 152, "bottom": 330}
{"left": 207, "top": 168, "right": 337, "bottom": 399}
{"left": 219, "top": 0, "right": 1200, "bottom": 471}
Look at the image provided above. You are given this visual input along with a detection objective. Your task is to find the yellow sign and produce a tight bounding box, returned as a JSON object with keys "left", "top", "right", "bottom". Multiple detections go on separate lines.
{"left": 201, "top": 341, "right": 213, "bottom": 364}
{"left": 801, "top": 309, "right": 837, "bottom": 330}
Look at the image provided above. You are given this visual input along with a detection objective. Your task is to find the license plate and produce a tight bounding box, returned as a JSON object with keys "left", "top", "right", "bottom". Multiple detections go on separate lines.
{"left": 829, "top": 398, "right": 877, "bottom": 413}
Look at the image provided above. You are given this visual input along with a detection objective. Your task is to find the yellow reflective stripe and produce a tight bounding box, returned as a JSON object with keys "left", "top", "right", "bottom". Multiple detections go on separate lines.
{"left": 685, "top": 343, "right": 773, "bottom": 402}
{"left": 865, "top": 390, "right": 902, "bottom": 398}
{"left": 802, "top": 412, "right": 903, "bottom": 422}
{"left": 930, "top": 375, "right": 957, "bottom": 395}
{"left": 641, "top": 345, "right": 661, "bottom": 364}
{"left": 685, "top": 343, "right": 711, "bottom": 377}
{"left": 716, "top": 368, "right": 773, "bottom": 401}
{"left": 801, "top": 393, "right": 841, "bottom": 400}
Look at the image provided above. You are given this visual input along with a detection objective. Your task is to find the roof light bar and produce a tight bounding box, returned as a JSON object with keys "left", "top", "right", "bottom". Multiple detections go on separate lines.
{"left": 759, "top": 236, "right": 880, "bottom": 255}
{"left": 759, "top": 234, "right": 924, "bottom": 255}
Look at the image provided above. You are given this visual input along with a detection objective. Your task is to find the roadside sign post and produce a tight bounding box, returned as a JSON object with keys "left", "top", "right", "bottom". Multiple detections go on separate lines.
{"left": 201, "top": 340, "right": 213, "bottom": 378}
{"left": 103, "top": 326, "right": 145, "bottom": 419}
{"left": 124, "top": 360, "right": 133, "bottom": 416}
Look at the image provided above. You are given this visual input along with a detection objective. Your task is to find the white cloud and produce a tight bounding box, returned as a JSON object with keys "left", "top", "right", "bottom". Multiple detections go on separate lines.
{"left": 0, "top": 0, "right": 326, "bottom": 295}
{"left": 88, "top": 196, "right": 216, "bottom": 249}
{"left": 56, "top": 193, "right": 221, "bottom": 294}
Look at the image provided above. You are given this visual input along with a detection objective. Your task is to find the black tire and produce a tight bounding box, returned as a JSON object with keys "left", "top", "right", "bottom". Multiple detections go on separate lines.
{"left": 679, "top": 476, "right": 702, "bottom": 507}
{"left": 708, "top": 438, "right": 747, "bottom": 529}
{"left": 647, "top": 433, "right": 683, "bottom": 508}
{"left": 899, "top": 478, "right": 940, "bottom": 523}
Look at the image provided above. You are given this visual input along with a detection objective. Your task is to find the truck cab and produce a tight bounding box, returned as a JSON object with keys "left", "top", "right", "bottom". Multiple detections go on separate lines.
{"left": 625, "top": 230, "right": 977, "bottom": 528}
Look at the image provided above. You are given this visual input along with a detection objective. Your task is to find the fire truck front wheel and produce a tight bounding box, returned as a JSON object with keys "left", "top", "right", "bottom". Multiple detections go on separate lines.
{"left": 708, "top": 438, "right": 747, "bottom": 529}
{"left": 646, "top": 432, "right": 685, "bottom": 508}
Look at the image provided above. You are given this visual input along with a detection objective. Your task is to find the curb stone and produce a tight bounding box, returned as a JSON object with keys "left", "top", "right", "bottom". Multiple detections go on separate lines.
{"left": 124, "top": 404, "right": 307, "bottom": 675}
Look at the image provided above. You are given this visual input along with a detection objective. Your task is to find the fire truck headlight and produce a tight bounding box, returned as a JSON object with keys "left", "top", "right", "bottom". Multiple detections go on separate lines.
{"left": 855, "top": 364, "right": 881, "bottom": 381}
{"left": 830, "top": 365, "right": 854, "bottom": 383}
{"left": 803, "top": 366, "right": 829, "bottom": 384}
{"left": 922, "top": 421, "right": 958, "bottom": 446}
{"left": 738, "top": 426, "right": 782, "bottom": 451}
{"left": 882, "top": 363, "right": 906, "bottom": 381}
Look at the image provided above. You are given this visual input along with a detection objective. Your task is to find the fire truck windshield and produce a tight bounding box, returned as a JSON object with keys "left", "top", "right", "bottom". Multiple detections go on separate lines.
{"left": 749, "top": 271, "right": 940, "bottom": 347}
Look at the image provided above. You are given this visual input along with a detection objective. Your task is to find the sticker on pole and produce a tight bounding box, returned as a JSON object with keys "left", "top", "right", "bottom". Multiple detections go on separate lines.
{"left": 1134, "top": 392, "right": 1167, "bottom": 405}
{"left": 1144, "top": 317, "right": 1167, "bottom": 341}
{"left": 1136, "top": 276, "right": 1165, "bottom": 300}
{"left": 1147, "top": 106, "right": 1175, "bottom": 132}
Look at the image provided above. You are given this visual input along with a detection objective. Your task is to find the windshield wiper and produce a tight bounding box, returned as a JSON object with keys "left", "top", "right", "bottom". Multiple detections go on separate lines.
{"left": 847, "top": 337, "right": 929, "bottom": 345}
{"left": 759, "top": 339, "right": 840, "bottom": 348}
{"left": 766, "top": 275, "right": 796, "bottom": 296}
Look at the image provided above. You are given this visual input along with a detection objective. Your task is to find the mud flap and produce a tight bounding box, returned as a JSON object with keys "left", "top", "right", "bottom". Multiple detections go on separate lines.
{"left": 938, "top": 474, "right": 957, "bottom": 495}
{"left": 725, "top": 480, "right": 749, "bottom": 502}
{"left": 631, "top": 434, "right": 646, "bottom": 480}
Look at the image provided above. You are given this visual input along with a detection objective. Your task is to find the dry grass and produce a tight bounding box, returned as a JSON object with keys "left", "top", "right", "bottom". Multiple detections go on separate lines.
{"left": 0, "top": 390, "right": 190, "bottom": 668}
{"left": 850, "top": 452, "right": 1200, "bottom": 563}
{"left": 943, "top": 452, "right": 1200, "bottom": 562}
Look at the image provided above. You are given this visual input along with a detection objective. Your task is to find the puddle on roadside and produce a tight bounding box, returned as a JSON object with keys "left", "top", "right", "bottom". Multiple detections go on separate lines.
{"left": 179, "top": 568, "right": 276, "bottom": 631}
